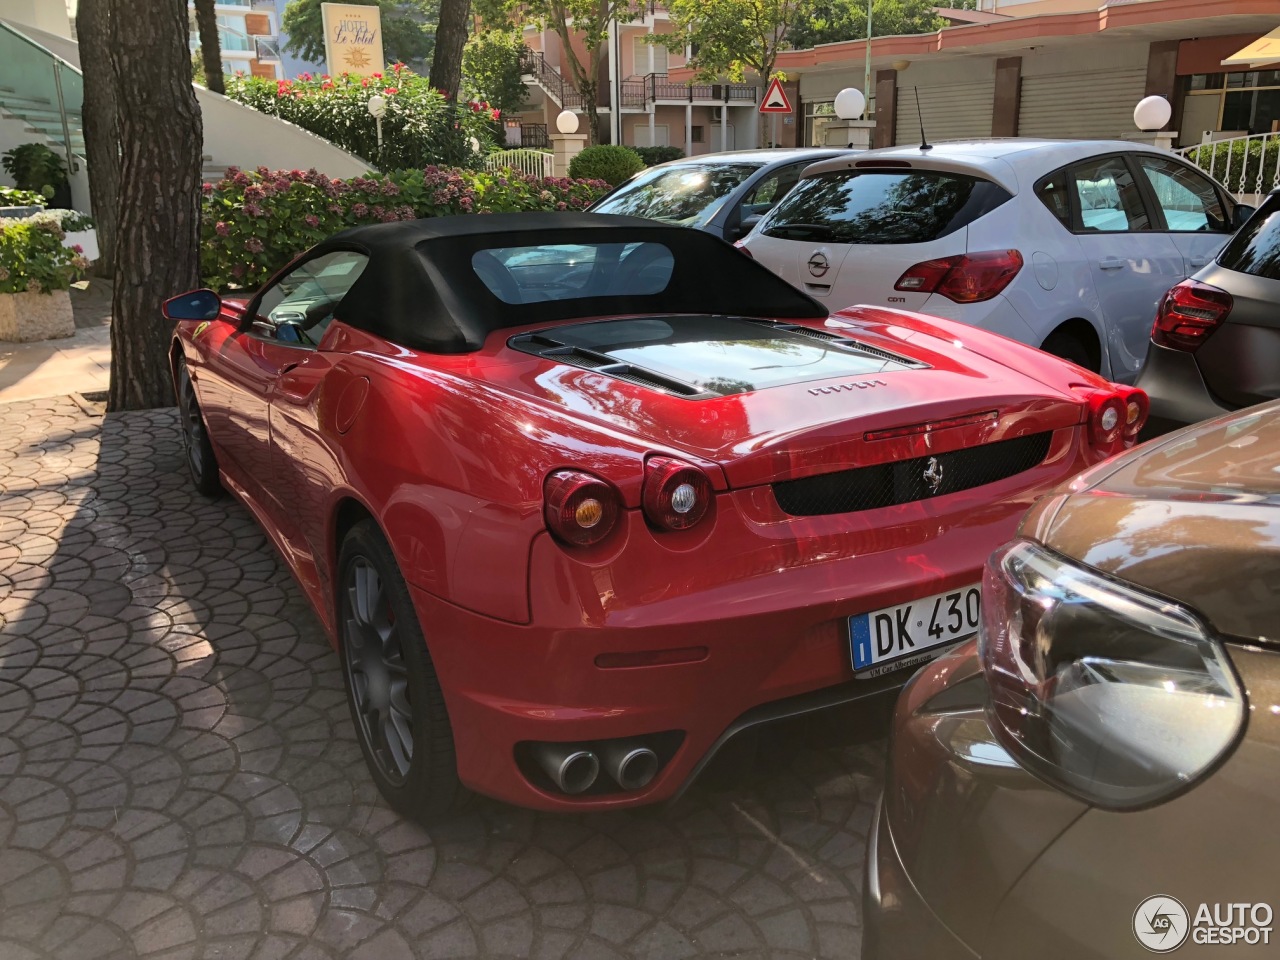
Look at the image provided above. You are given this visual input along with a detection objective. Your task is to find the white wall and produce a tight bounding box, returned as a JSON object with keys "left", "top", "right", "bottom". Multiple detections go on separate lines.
{"left": 195, "top": 88, "right": 372, "bottom": 177}
{"left": 0, "top": 0, "right": 70, "bottom": 36}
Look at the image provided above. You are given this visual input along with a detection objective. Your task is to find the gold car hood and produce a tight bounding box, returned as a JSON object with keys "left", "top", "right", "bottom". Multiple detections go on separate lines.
{"left": 1027, "top": 401, "right": 1280, "bottom": 646}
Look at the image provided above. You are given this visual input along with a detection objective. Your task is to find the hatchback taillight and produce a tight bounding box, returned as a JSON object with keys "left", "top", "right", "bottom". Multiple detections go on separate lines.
{"left": 544, "top": 470, "right": 621, "bottom": 546}
{"left": 894, "top": 250, "right": 1023, "bottom": 303}
{"left": 1151, "top": 279, "right": 1232, "bottom": 352}
{"left": 733, "top": 240, "right": 753, "bottom": 258}
{"left": 642, "top": 456, "right": 712, "bottom": 531}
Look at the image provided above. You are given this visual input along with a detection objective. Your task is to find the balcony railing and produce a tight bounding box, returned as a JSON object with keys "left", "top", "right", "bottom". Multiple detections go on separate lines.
{"left": 519, "top": 47, "right": 584, "bottom": 110}
{"left": 625, "top": 74, "right": 759, "bottom": 105}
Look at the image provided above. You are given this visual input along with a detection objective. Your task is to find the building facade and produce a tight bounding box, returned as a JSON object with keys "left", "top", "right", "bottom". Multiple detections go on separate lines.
{"left": 190, "top": 0, "right": 284, "bottom": 81}
{"left": 777, "top": 0, "right": 1280, "bottom": 151}
{"left": 512, "top": 6, "right": 764, "bottom": 154}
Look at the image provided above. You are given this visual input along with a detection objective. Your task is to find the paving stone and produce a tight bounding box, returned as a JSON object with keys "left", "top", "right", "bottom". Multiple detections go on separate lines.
{"left": 0, "top": 397, "right": 887, "bottom": 957}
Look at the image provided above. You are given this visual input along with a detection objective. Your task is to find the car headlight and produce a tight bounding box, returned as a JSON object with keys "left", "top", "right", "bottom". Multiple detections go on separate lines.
{"left": 978, "top": 540, "right": 1245, "bottom": 809}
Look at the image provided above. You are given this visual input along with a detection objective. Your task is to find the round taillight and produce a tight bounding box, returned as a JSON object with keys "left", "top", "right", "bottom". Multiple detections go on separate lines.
{"left": 1087, "top": 393, "right": 1127, "bottom": 449}
{"left": 643, "top": 456, "right": 712, "bottom": 531}
{"left": 544, "top": 470, "right": 620, "bottom": 546}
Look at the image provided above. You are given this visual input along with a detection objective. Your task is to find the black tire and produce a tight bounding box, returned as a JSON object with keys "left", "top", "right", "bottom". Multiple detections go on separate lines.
{"left": 1041, "top": 328, "right": 1098, "bottom": 372}
{"left": 175, "top": 357, "right": 222, "bottom": 497}
{"left": 338, "top": 520, "right": 467, "bottom": 821}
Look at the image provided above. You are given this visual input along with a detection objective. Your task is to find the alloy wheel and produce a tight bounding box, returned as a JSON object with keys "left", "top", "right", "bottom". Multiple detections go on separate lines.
{"left": 343, "top": 557, "right": 414, "bottom": 784}
{"left": 178, "top": 365, "right": 206, "bottom": 480}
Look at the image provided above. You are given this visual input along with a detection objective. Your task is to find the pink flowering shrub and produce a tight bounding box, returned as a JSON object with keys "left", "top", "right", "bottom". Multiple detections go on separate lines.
{"left": 224, "top": 65, "right": 498, "bottom": 171}
{"left": 201, "top": 166, "right": 609, "bottom": 289}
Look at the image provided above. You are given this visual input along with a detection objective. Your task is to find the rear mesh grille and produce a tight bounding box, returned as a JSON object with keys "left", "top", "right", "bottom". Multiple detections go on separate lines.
{"left": 773, "top": 432, "right": 1053, "bottom": 516}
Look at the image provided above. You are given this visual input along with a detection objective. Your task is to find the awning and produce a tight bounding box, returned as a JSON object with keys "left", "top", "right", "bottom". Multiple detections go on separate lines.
{"left": 1222, "top": 27, "right": 1280, "bottom": 69}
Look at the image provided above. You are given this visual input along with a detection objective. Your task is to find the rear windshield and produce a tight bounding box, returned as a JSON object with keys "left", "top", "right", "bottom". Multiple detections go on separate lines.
{"left": 472, "top": 242, "right": 675, "bottom": 304}
{"left": 590, "top": 162, "right": 764, "bottom": 227}
{"left": 1218, "top": 195, "right": 1280, "bottom": 281}
{"left": 761, "top": 168, "right": 1012, "bottom": 244}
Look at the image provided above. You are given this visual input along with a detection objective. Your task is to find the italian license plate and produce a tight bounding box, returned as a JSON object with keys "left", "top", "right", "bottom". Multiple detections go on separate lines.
{"left": 850, "top": 584, "right": 981, "bottom": 678}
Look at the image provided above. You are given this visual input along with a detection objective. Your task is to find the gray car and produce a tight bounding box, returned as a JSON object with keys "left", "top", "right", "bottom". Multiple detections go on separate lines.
{"left": 1137, "top": 189, "right": 1276, "bottom": 431}
{"left": 865, "top": 401, "right": 1280, "bottom": 959}
{"left": 587, "top": 148, "right": 850, "bottom": 242}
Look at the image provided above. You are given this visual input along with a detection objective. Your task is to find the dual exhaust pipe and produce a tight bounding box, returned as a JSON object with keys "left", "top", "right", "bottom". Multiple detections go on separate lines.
{"left": 533, "top": 739, "right": 660, "bottom": 795}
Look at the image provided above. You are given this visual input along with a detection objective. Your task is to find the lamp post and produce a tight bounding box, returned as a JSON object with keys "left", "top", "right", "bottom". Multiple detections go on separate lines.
{"left": 863, "top": 0, "right": 872, "bottom": 119}
{"left": 1131, "top": 95, "right": 1176, "bottom": 152}
{"left": 367, "top": 94, "right": 387, "bottom": 162}
{"left": 826, "top": 87, "right": 873, "bottom": 149}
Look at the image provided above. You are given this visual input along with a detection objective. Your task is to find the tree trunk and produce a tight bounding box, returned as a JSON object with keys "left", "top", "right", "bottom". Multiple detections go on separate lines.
{"left": 106, "top": 0, "right": 203, "bottom": 412}
{"left": 76, "top": 0, "right": 119, "bottom": 280}
{"left": 430, "top": 0, "right": 471, "bottom": 101}
{"left": 194, "top": 0, "right": 224, "bottom": 94}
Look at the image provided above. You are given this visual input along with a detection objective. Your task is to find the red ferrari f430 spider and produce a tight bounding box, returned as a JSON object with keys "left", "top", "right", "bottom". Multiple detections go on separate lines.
{"left": 166, "top": 213, "right": 1146, "bottom": 817}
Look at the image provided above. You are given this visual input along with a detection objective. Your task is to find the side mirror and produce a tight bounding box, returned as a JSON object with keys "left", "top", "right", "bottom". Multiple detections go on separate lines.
{"left": 163, "top": 288, "right": 222, "bottom": 321}
{"left": 1233, "top": 203, "right": 1257, "bottom": 229}
{"left": 729, "top": 214, "right": 763, "bottom": 242}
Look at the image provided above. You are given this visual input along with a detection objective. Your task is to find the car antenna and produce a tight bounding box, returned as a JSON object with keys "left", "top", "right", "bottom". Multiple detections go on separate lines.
{"left": 914, "top": 87, "right": 932, "bottom": 151}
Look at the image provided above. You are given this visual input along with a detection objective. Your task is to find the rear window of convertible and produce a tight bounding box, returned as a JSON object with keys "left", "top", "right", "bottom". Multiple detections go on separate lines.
{"left": 472, "top": 242, "right": 675, "bottom": 304}
{"left": 761, "top": 169, "right": 1012, "bottom": 244}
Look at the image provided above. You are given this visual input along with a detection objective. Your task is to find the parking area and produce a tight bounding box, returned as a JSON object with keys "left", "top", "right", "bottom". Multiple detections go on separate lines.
{"left": 0, "top": 396, "right": 885, "bottom": 960}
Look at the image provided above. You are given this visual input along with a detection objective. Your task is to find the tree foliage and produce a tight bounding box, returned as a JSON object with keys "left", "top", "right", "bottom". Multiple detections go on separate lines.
{"left": 657, "top": 0, "right": 808, "bottom": 84}
{"left": 463, "top": 28, "right": 528, "bottom": 115}
{"left": 481, "top": 0, "right": 642, "bottom": 145}
{"left": 788, "top": 0, "right": 946, "bottom": 51}
{"left": 281, "top": 0, "right": 439, "bottom": 68}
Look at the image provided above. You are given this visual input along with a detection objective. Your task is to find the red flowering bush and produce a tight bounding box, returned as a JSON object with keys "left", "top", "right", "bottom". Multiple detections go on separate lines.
{"left": 201, "top": 166, "right": 609, "bottom": 290}
{"left": 225, "top": 64, "right": 498, "bottom": 171}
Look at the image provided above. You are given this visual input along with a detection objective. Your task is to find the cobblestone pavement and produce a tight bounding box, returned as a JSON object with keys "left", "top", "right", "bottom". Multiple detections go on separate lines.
{"left": 0, "top": 396, "right": 887, "bottom": 960}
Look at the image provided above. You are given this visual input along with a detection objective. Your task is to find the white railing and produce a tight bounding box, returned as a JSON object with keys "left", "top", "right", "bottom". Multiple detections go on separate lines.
{"left": 1176, "top": 131, "right": 1280, "bottom": 205}
{"left": 484, "top": 148, "right": 556, "bottom": 179}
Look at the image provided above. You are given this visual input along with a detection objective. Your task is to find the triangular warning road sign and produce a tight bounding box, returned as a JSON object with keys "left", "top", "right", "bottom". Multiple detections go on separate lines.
{"left": 759, "top": 77, "right": 792, "bottom": 114}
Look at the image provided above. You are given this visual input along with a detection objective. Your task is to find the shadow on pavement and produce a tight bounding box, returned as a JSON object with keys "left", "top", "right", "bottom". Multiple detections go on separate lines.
{"left": 0, "top": 395, "right": 885, "bottom": 959}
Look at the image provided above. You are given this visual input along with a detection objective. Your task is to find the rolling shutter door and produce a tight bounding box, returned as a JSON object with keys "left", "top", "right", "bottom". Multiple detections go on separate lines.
{"left": 895, "top": 80, "right": 995, "bottom": 145}
{"left": 1018, "top": 67, "right": 1146, "bottom": 139}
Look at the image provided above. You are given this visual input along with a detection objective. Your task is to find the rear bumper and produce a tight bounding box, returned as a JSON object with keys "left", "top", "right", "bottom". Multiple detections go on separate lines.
{"left": 1135, "top": 342, "right": 1235, "bottom": 432}
{"left": 408, "top": 431, "right": 1095, "bottom": 811}
{"left": 863, "top": 797, "right": 980, "bottom": 960}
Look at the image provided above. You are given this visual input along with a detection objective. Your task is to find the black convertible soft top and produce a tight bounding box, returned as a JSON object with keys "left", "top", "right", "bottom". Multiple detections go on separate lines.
{"left": 309, "top": 213, "right": 826, "bottom": 353}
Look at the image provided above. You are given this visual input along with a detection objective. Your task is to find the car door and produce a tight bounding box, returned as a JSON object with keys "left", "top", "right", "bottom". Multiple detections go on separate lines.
{"left": 264, "top": 250, "right": 370, "bottom": 576}
{"left": 1131, "top": 153, "right": 1235, "bottom": 275}
{"left": 1066, "top": 154, "right": 1184, "bottom": 382}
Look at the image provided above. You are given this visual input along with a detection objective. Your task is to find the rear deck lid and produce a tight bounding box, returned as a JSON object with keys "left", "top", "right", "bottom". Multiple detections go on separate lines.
{"left": 499, "top": 313, "right": 1085, "bottom": 488}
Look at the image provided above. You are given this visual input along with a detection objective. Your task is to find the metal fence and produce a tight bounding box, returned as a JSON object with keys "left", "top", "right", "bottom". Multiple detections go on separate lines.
{"left": 484, "top": 148, "right": 556, "bottom": 179}
{"left": 1177, "top": 131, "right": 1280, "bottom": 204}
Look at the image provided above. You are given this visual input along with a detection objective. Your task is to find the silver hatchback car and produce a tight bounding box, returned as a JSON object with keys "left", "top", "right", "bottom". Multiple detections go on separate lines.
{"left": 740, "top": 140, "right": 1250, "bottom": 382}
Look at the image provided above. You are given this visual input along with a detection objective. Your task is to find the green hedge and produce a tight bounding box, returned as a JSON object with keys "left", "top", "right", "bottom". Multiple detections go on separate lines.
{"left": 569, "top": 145, "right": 645, "bottom": 186}
{"left": 633, "top": 146, "right": 685, "bottom": 167}
{"left": 201, "top": 165, "right": 610, "bottom": 290}
{"left": 224, "top": 66, "right": 500, "bottom": 171}
{"left": 1184, "top": 137, "right": 1280, "bottom": 194}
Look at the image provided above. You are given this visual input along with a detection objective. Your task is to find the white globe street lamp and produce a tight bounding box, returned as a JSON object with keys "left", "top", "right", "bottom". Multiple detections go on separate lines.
{"left": 834, "top": 87, "right": 867, "bottom": 121}
{"left": 367, "top": 95, "right": 387, "bottom": 161}
{"left": 1134, "top": 95, "right": 1172, "bottom": 132}
{"left": 556, "top": 110, "right": 580, "bottom": 135}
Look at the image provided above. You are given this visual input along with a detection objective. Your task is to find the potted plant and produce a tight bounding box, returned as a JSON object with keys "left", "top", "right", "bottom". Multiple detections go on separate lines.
{"left": 1, "top": 143, "right": 72, "bottom": 209}
{"left": 0, "top": 211, "right": 88, "bottom": 342}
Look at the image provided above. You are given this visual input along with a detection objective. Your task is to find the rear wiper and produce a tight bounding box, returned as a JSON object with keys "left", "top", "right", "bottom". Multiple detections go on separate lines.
{"left": 765, "top": 222, "right": 836, "bottom": 241}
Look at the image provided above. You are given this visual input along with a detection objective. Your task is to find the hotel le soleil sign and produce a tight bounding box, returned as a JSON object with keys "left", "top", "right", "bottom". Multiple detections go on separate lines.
{"left": 321, "top": 3, "right": 386, "bottom": 78}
